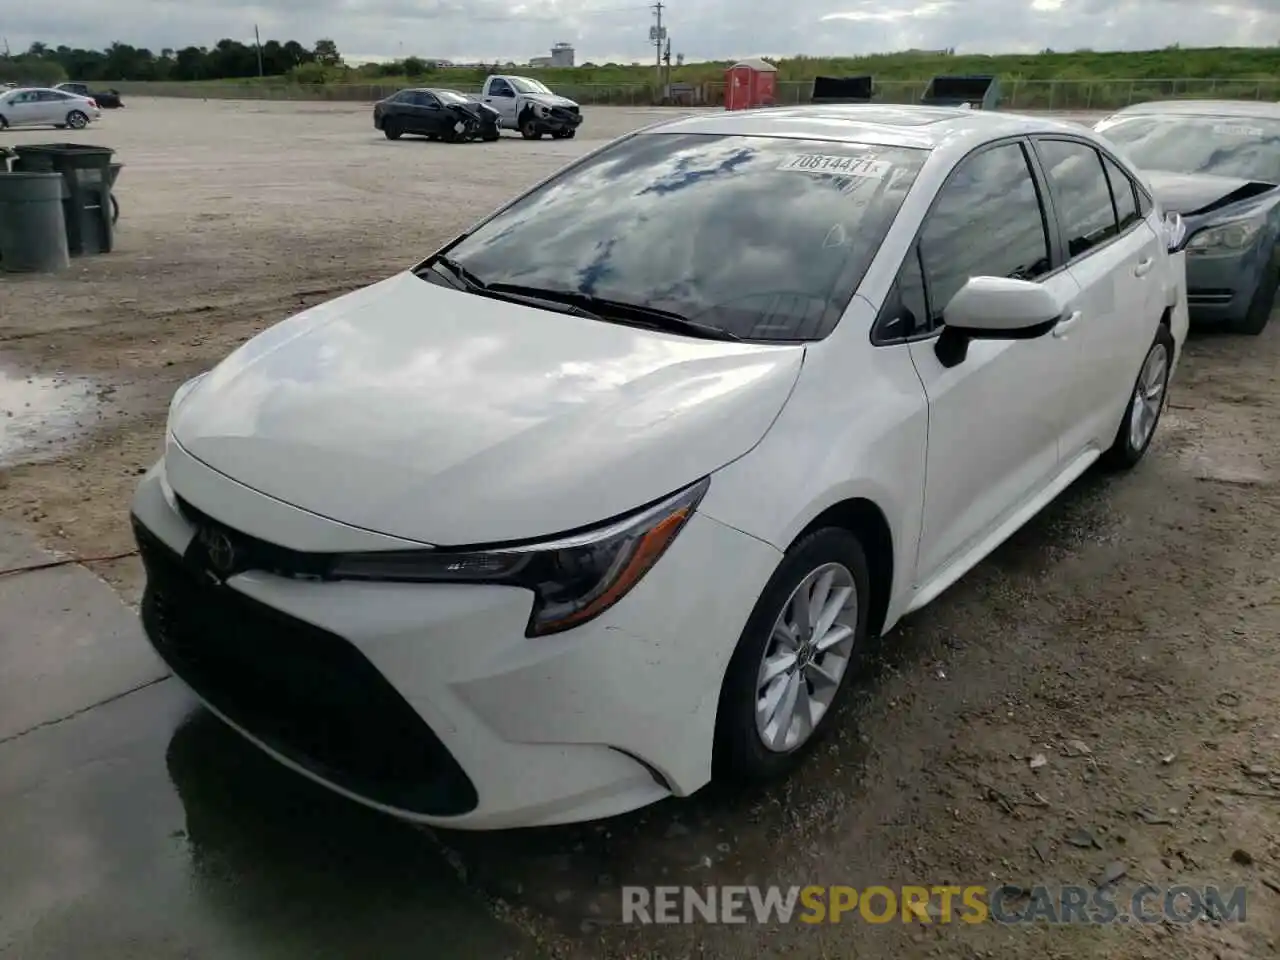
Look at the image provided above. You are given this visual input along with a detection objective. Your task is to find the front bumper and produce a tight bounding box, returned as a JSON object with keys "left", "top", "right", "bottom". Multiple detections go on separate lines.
{"left": 130, "top": 455, "right": 781, "bottom": 829}
{"left": 535, "top": 108, "right": 583, "bottom": 132}
{"left": 1184, "top": 244, "right": 1269, "bottom": 324}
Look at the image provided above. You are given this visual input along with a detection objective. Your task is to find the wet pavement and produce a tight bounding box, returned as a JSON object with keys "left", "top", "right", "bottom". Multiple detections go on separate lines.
{"left": 0, "top": 522, "right": 536, "bottom": 960}
{"left": 0, "top": 366, "right": 102, "bottom": 468}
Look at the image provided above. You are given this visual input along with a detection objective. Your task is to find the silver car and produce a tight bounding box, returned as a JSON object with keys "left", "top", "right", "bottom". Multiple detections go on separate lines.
{"left": 0, "top": 86, "right": 101, "bottom": 130}
{"left": 1096, "top": 101, "right": 1280, "bottom": 335}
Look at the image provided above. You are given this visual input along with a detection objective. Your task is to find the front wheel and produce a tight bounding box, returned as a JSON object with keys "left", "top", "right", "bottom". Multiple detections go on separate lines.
{"left": 714, "top": 528, "right": 871, "bottom": 781}
{"left": 1102, "top": 324, "right": 1175, "bottom": 471}
{"left": 66, "top": 110, "right": 88, "bottom": 129}
{"left": 383, "top": 119, "right": 402, "bottom": 140}
{"left": 519, "top": 118, "right": 542, "bottom": 140}
{"left": 0, "top": 115, "right": 8, "bottom": 129}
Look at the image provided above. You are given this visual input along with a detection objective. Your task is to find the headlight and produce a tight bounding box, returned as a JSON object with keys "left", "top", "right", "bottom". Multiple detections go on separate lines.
{"left": 1186, "top": 218, "right": 1265, "bottom": 255}
{"left": 329, "top": 477, "right": 710, "bottom": 637}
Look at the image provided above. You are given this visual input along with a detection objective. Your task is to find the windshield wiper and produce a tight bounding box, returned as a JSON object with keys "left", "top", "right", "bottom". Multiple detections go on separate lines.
{"left": 428, "top": 255, "right": 488, "bottom": 291}
{"left": 485, "top": 284, "right": 742, "bottom": 342}
{"left": 420, "top": 258, "right": 602, "bottom": 319}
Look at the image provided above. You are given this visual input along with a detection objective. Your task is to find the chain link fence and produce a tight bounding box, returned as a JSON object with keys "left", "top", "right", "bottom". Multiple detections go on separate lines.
{"left": 108, "top": 77, "right": 1280, "bottom": 109}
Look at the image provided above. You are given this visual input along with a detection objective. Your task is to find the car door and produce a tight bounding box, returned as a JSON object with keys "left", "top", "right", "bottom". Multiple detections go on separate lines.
{"left": 5, "top": 91, "right": 41, "bottom": 126}
{"left": 1031, "top": 138, "right": 1163, "bottom": 459}
{"left": 902, "top": 139, "right": 1083, "bottom": 586}
{"left": 35, "top": 90, "right": 68, "bottom": 124}
{"left": 416, "top": 92, "right": 455, "bottom": 137}
{"left": 483, "top": 79, "right": 518, "bottom": 127}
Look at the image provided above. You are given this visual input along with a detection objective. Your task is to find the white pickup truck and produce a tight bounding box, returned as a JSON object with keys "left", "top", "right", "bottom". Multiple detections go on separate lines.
{"left": 478, "top": 75, "right": 583, "bottom": 140}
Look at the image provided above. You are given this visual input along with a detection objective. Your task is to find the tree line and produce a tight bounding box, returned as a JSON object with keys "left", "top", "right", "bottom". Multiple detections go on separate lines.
{"left": 0, "top": 38, "right": 343, "bottom": 85}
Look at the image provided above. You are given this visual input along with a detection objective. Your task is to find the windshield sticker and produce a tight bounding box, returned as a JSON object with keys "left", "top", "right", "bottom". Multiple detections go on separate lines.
{"left": 1213, "top": 124, "right": 1265, "bottom": 137}
{"left": 777, "top": 154, "right": 892, "bottom": 179}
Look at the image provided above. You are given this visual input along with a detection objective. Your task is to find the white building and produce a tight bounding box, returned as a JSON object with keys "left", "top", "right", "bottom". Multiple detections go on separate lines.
{"left": 530, "top": 42, "right": 575, "bottom": 68}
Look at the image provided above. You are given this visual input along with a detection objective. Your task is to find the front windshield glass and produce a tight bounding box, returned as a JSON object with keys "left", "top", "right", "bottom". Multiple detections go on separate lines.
{"left": 438, "top": 133, "right": 926, "bottom": 341}
{"left": 510, "top": 78, "right": 552, "bottom": 94}
{"left": 1098, "top": 114, "right": 1280, "bottom": 182}
{"left": 435, "top": 90, "right": 470, "bottom": 104}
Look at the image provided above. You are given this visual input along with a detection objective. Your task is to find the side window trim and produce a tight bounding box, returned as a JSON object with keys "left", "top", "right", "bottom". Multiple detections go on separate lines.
{"left": 870, "top": 136, "right": 1060, "bottom": 346}
{"left": 1099, "top": 153, "right": 1142, "bottom": 233}
{"left": 1029, "top": 135, "right": 1145, "bottom": 269}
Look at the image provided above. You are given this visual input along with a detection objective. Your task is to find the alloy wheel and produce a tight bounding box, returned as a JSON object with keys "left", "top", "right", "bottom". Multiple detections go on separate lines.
{"left": 755, "top": 562, "right": 858, "bottom": 753}
{"left": 1129, "top": 340, "right": 1169, "bottom": 452}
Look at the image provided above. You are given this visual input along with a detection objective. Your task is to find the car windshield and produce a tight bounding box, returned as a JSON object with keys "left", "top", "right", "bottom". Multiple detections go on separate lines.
{"left": 1098, "top": 114, "right": 1280, "bottom": 183}
{"left": 435, "top": 133, "right": 925, "bottom": 341}
{"left": 435, "top": 90, "right": 470, "bottom": 104}
{"left": 510, "top": 78, "right": 552, "bottom": 94}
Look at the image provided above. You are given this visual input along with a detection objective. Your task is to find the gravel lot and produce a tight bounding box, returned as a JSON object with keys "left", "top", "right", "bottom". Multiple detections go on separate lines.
{"left": 1, "top": 98, "right": 1278, "bottom": 960}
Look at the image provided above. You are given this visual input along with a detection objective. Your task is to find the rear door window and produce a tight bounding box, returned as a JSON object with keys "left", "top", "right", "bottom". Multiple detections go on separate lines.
{"left": 1101, "top": 154, "right": 1142, "bottom": 232}
{"left": 917, "top": 141, "right": 1053, "bottom": 329}
{"left": 1036, "top": 139, "right": 1120, "bottom": 260}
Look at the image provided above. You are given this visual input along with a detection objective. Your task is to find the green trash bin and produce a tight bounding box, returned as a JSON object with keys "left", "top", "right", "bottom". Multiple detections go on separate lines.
{"left": 11, "top": 143, "right": 115, "bottom": 256}
{"left": 0, "top": 172, "right": 71, "bottom": 273}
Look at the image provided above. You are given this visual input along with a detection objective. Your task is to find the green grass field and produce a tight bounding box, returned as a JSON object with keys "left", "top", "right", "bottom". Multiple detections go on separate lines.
{"left": 354, "top": 46, "right": 1280, "bottom": 87}
{"left": 108, "top": 46, "right": 1280, "bottom": 109}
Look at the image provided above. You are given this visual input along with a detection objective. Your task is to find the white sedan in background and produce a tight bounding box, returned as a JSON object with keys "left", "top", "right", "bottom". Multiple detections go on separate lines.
{"left": 131, "top": 104, "right": 1189, "bottom": 829}
{"left": 0, "top": 86, "right": 100, "bottom": 130}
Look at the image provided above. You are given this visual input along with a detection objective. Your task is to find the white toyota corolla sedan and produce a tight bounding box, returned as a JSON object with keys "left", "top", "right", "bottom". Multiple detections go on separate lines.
{"left": 132, "top": 105, "right": 1189, "bottom": 829}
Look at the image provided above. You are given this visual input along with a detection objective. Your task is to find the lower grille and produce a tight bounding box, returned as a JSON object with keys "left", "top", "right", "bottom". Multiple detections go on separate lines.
{"left": 1188, "top": 288, "right": 1235, "bottom": 306}
{"left": 134, "top": 517, "right": 478, "bottom": 817}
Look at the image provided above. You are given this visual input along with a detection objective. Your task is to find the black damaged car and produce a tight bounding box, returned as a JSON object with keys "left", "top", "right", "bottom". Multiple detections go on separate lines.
{"left": 374, "top": 88, "right": 501, "bottom": 143}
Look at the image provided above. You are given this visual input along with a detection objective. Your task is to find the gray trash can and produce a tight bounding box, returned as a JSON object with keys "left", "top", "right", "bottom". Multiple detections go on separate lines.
{"left": 0, "top": 172, "right": 71, "bottom": 273}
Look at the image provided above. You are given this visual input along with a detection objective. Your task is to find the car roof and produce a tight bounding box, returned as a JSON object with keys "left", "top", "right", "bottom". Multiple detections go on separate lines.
{"left": 644, "top": 104, "right": 1095, "bottom": 151}
{"left": 1110, "top": 100, "right": 1280, "bottom": 121}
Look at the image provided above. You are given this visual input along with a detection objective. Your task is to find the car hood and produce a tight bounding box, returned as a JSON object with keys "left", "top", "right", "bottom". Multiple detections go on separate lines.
{"left": 170, "top": 272, "right": 803, "bottom": 545}
{"left": 524, "top": 92, "right": 578, "bottom": 108}
{"left": 1146, "top": 170, "right": 1280, "bottom": 217}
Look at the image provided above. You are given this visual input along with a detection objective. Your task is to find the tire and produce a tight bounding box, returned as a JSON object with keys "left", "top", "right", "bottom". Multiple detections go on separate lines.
{"left": 111, "top": 193, "right": 119, "bottom": 225}
{"left": 714, "top": 528, "right": 872, "bottom": 781}
{"left": 66, "top": 110, "right": 88, "bottom": 129}
{"left": 519, "top": 113, "right": 542, "bottom": 140}
{"left": 1230, "top": 261, "right": 1278, "bottom": 335}
{"left": 383, "top": 119, "right": 402, "bottom": 140}
{"left": 1101, "top": 324, "right": 1175, "bottom": 471}
{"left": 482, "top": 129, "right": 500, "bottom": 142}
{"left": 0, "top": 115, "right": 9, "bottom": 129}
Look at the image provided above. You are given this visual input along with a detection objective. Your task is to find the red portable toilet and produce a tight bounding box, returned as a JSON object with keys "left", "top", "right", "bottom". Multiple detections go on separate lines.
{"left": 725, "top": 57, "right": 778, "bottom": 110}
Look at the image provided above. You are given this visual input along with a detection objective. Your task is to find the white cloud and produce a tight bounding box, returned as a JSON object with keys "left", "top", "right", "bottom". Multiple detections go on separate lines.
{"left": 6, "top": 0, "right": 1280, "bottom": 64}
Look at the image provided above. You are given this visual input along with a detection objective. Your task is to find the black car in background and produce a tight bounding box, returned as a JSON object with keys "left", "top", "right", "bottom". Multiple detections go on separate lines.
{"left": 374, "top": 88, "right": 501, "bottom": 143}
{"left": 55, "top": 82, "right": 123, "bottom": 108}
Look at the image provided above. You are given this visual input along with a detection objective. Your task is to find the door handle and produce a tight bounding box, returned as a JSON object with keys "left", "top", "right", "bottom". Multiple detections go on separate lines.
{"left": 1051, "top": 310, "right": 1082, "bottom": 339}
{"left": 1134, "top": 257, "right": 1155, "bottom": 277}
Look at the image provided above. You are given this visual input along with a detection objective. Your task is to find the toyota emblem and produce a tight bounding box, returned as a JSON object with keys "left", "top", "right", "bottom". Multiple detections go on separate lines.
{"left": 201, "top": 528, "right": 237, "bottom": 574}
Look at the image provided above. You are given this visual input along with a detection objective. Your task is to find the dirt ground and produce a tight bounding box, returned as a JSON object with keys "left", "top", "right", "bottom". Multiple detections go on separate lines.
{"left": 1, "top": 99, "right": 1278, "bottom": 959}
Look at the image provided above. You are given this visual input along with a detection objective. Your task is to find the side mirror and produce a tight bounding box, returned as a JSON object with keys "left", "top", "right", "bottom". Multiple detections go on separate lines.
{"left": 935, "top": 276, "right": 1066, "bottom": 368}
{"left": 1163, "top": 212, "right": 1187, "bottom": 253}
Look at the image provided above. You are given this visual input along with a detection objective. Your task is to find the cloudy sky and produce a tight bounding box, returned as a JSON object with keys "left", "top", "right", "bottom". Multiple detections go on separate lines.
{"left": 6, "top": 0, "right": 1279, "bottom": 64}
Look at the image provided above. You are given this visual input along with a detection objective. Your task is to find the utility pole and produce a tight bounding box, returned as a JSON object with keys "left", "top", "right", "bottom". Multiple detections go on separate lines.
{"left": 254, "top": 24, "right": 264, "bottom": 76}
{"left": 649, "top": 1, "right": 665, "bottom": 95}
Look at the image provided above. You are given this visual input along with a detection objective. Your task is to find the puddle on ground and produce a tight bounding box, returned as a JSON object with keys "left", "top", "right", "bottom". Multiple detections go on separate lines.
{"left": 0, "top": 367, "right": 101, "bottom": 468}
